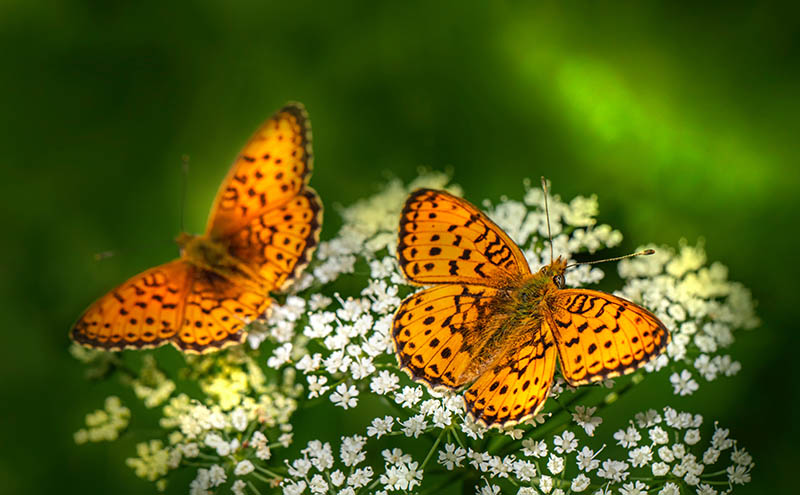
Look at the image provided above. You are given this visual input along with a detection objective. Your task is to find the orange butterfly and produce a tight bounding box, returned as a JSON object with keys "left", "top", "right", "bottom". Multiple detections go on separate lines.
{"left": 71, "top": 103, "right": 322, "bottom": 354}
{"left": 392, "top": 188, "right": 669, "bottom": 427}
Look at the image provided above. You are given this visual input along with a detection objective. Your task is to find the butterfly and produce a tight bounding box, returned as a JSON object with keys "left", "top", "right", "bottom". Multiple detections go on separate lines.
{"left": 392, "top": 188, "right": 669, "bottom": 427}
{"left": 70, "top": 102, "right": 322, "bottom": 354}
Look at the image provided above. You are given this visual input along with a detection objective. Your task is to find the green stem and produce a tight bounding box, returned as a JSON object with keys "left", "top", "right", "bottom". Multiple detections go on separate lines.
{"left": 421, "top": 428, "right": 447, "bottom": 469}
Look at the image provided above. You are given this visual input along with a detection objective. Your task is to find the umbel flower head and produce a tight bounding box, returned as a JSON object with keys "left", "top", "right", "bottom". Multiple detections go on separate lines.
{"left": 72, "top": 172, "right": 757, "bottom": 494}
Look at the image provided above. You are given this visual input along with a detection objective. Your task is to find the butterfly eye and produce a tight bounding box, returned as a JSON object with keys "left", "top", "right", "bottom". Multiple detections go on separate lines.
{"left": 553, "top": 275, "right": 565, "bottom": 288}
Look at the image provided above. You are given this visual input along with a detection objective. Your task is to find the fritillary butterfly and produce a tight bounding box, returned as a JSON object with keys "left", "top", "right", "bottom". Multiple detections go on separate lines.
{"left": 392, "top": 188, "right": 669, "bottom": 427}
{"left": 71, "top": 103, "right": 322, "bottom": 353}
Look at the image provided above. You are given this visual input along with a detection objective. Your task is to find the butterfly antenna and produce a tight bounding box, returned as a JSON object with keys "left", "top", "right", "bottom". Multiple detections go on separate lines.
{"left": 565, "top": 249, "right": 656, "bottom": 270}
{"left": 179, "top": 154, "right": 190, "bottom": 233}
{"left": 540, "top": 176, "right": 554, "bottom": 264}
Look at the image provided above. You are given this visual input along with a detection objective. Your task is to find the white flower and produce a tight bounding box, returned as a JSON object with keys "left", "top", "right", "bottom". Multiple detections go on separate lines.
{"left": 522, "top": 438, "right": 548, "bottom": 458}
{"left": 670, "top": 370, "right": 700, "bottom": 395}
{"left": 489, "top": 455, "right": 514, "bottom": 478}
{"left": 571, "top": 473, "right": 591, "bottom": 492}
{"left": 234, "top": 460, "right": 254, "bottom": 476}
{"left": 438, "top": 443, "right": 466, "bottom": 470}
{"left": 347, "top": 466, "right": 373, "bottom": 488}
{"left": 572, "top": 405, "right": 603, "bottom": 436}
{"left": 694, "top": 354, "right": 718, "bottom": 381}
{"left": 330, "top": 383, "right": 359, "bottom": 409}
{"left": 208, "top": 464, "right": 226, "bottom": 486}
{"left": 231, "top": 479, "right": 246, "bottom": 495}
{"left": 538, "top": 474, "right": 553, "bottom": 493}
{"left": 230, "top": 408, "right": 248, "bottom": 432}
{"left": 684, "top": 429, "right": 701, "bottom": 445}
{"left": 597, "top": 459, "right": 629, "bottom": 482}
{"left": 306, "top": 375, "right": 329, "bottom": 399}
{"left": 652, "top": 462, "right": 670, "bottom": 476}
{"left": 330, "top": 470, "right": 345, "bottom": 487}
{"left": 394, "top": 386, "right": 423, "bottom": 408}
{"left": 619, "top": 480, "right": 649, "bottom": 495}
{"left": 553, "top": 430, "right": 578, "bottom": 454}
{"left": 467, "top": 449, "right": 492, "bottom": 471}
{"left": 658, "top": 446, "right": 675, "bottom": 462}
{"left": 576, "top": 446, "right": 600, "bottom": 472}
{"left": 370, "top": 370, "right": 401, "bottom": 395}
{"left": 267, "top": 343, "right": 292, "bottom": 369}
{"left": 731, "top": 447, "right": 753, "bottom": 466}
{"left": 657, "top": 482, "right": 680, "bottom": 495}
{"left": 309, "top": 474, "right": 328, "bottom": 494}
{"left": 397, "top": 461, "right": 423, "bottom": 490}
{"left": 649, "top": 426, "right": 669, "bottom": 445}
{"left": 628, "top": 446, "right": 652, "bottom": 467}
{"left": 696, "top": 484, "right": 718, "bottom": 495}
{"left": 711, "top": 426, "right": 733, "bottom": 450}
{"left": 340, "top": 435, "right": 367, "bottom": 467}
{"left": 367, "top": 416, "right": 394, "bottom": 438}
{"left": 703, "top": 448, "right": 720, "bottom": 465}
{"left": 512, "top": 459, "right": 537, "bottom": 481}
{"left": 547, "top": 454, "right": 564, "bottom": 474}
{"left": 400, "top": 414, "right": 427, "bottom": 438}
{"left": 382, "top": 448, "right": 412, "bottom": 465}
{"left": 727, "top": 464, "right": 751, "bottom": 484}
{"left": 613, "top": 425, "right": 641, "bottom": 448}
{"left": 634, "top": 409, "right": 662, "bottom": 428}
{"left": 479, "top": 483, "right": 501, "bottom": 495}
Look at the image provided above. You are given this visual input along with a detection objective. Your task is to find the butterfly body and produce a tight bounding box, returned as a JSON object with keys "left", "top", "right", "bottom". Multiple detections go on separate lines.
{"left": 393, "top": 189, "right": 669, "bottom": 427}
{"left": 176, "top": 233, "right": 266, "bottom": 293}
{"left": 71, "top": 103, "right": 322, "bottom": 354}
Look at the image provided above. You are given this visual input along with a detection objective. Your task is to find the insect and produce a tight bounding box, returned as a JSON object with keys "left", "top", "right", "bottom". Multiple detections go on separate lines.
{"left": 70, "top": 102, "right": 322, "bottom": 354}
{"left": 392, "top": 184, "right": 669, "bottom": 427}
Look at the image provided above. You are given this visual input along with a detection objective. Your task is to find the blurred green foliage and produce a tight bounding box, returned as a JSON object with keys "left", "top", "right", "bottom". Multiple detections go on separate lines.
{"left": 0, "top": 1, "right": 797, "bottom": 494}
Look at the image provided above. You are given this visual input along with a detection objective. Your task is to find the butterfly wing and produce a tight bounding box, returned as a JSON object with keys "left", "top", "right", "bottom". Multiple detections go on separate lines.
{"left": 548, "top": 289, "right": 670, "bottom": 386}
{"left": 70, "top": 260, "right": 192, "bottom": 351}
{"left": 224, "top": 188, "right": 322, "bottom": 291}
{"left": 392, "top": 284, "right": 500, "bottom": 390}
{"left": 398, "top": 189, "right": 531, "bottom": 288}
{"left": 206, "top": 102, "right": 314, "bottom": 237}
{"left": 206, "top": 102, "right": 322, "bottom": 291}
{"left": 174, "top": 267, "right": 271, "bottom": 353}
{"left": 464, "top": 324, "right": 557, "bottom": 427}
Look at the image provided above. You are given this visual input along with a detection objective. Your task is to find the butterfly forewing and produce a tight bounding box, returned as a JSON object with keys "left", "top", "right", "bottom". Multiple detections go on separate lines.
{"left": 398, "top": 189, "right": 531, "bottom": 288}
{"left": 206, "top": 103, "right": 314, "bottom": 238}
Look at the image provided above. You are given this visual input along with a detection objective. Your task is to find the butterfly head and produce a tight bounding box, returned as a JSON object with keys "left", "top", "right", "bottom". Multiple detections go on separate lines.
{"left": 538, "top": 256, "right": 568, "bottom": 289}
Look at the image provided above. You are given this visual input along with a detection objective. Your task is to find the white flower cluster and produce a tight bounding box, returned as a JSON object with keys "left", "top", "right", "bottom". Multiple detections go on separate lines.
{"left": 455, "top": 406, "right": 752, "bottom": 495}
{"left": 282, "top": 437, "right": 377, "bottom": 495}
{"left": 73, "top": 174, "right": 759, "bottom": 494}
{"left": 618, "top": 241, "right": 759, "bottom": 395}
{"left": 73, "top": 395, "right": 130, "bottom": 444}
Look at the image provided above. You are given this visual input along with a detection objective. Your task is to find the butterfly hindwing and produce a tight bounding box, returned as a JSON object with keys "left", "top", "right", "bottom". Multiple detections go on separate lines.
{"left": 398, "top": 189, "right": 531, "bottom": 287}
{"left": 71, "top": 260, "right": 191, "bottom": 351}
{"left": 393, "top": 284, "right": 499, "bottom": 389}
{"left": 174, "top": 268, "right": 272, "bottom": 353}
{"left": 464, "top": 325, "right": 557, "bottom": 427}
{"left": 226, "top": 187, "right": 322, "bottom": 291}
{"left": 549, "top": 289, "right": 670, "bottom": 386}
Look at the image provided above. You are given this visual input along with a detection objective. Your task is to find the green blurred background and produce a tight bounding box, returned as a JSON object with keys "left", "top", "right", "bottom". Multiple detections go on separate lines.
{"left": 1, "top": 1, "right": 797, "bottom": 493}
